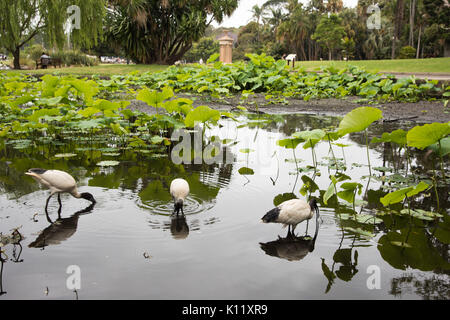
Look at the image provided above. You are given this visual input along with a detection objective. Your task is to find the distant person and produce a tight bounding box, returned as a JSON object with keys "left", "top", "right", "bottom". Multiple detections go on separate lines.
{"left": 282, "top": 54, "right": 287, "bottom": 60}
{"left": 199, "top": 58, "right": 203, "bottom": 64}
{"left": 40, "top": 52, "right": 50, "bottom": 69}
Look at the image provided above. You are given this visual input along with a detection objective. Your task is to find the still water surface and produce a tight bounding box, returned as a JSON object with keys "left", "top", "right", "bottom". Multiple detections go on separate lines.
{"left": 0, "top": 113, "right": 449, "bottom": 299}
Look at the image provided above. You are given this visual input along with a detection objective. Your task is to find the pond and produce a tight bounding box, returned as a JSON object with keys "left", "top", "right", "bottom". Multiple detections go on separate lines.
{"left": 0, "top": 113, "right": 449, "bottom": 299}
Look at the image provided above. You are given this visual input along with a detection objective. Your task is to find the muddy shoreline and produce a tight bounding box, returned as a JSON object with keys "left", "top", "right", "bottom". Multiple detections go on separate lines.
{"left": 128, "top": 93, "right": 449, "bottom": 123}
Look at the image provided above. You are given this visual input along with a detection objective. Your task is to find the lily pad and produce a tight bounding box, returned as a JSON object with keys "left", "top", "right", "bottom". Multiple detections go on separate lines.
{"left": 54, "top": 153, "right": 77, "bottom": 158}
{"left": 97, "top": 160, "right": 120, "bottom": 167}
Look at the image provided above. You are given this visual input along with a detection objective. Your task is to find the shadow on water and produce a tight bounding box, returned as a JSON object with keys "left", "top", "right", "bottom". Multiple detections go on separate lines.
{"left": 28, "top": 203, "right": 95, "bottom": 249}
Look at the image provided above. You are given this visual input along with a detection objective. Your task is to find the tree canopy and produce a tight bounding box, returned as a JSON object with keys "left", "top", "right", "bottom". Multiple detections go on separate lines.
{"left": 107, "top": 0, "right": 238, "bottom": 64}
{"left": 312, "top": 14, "right": 346, "bottom": 60}
{"left": 0, "top": 0, "right": 105, "bottom": 69}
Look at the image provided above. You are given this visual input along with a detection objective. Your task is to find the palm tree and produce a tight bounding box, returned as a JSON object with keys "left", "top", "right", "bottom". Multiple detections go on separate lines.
{"left": 250, "top": 4, "right": 265, "bottom": 42}
{"left": 264, "top": 8, "right": 287, "bottom": 34}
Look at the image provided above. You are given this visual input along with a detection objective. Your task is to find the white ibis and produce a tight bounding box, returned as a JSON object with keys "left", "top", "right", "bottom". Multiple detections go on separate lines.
{"left": 170, "top": 178, "right": 189, "bottom": 215}
{"left": 25, "top": 169, "right": 96, "bottom": 219}
{"left": 262, "top": 198, "right": 320, "bottom": 237}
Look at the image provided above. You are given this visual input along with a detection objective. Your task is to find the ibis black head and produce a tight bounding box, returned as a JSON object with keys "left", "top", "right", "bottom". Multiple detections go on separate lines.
{"left": 309, "top": 198, "right": 318, "bottom": 210}
{"left": 81, "top": 192, "right": 96, "bottom": 204}
{"left": 309, "top": 198, "right": 320, "bottom": 219}
{"left": 174, "top": 199, "right": 184, "bottom": 214}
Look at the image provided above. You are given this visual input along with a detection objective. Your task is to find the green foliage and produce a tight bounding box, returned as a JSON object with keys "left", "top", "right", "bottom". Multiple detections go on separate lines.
{"left": 132, "top": 54, "right": 443, "bottom": 102}
{"left": 406, "top": 122, "right": 450, "bottom": 150}
{"left": 338, "top": 107, "right": 383, "bottom": 136}
{"left": 50, "top": 50, "right": 99, "bottom": 67}
{"left": 184, "top": 106, "right": 221, "bottom": 128}
{"left": 380, "top": 182, "right": 430, "bottom": 206}
{"left": 184, "top": 38, "right": 220, "bottom": 63}
{"left": 312, "top": 14, "right": 346, "bottom": 60}
{"left": 107, "top": 0, "right": 238, "bottom": 64}
{"left": 0, "top": 0, "right": 104, "bottom": 69}
{"left": 399, "top": 46, "right": 417, "bottom": 59}
{"left": 371, "top": 129, "right": 407, "bottom": 146}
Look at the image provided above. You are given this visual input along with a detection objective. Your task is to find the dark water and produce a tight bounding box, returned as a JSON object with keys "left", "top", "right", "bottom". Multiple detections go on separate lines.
{"left": 0, "top": 113, "right": 449, "bottom": 299}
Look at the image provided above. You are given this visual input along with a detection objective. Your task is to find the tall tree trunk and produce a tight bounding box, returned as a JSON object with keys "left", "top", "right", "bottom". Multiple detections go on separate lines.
{"left": 416, "top": 24, "right": 422, "bottom": 59}
{"left": 328, "top": 46, "right": 332, "bottom": 60}
{"left": 13, "top": 47, "right": 21, "bottom": 70}
{"left": 392, "top": 0, "right": 405, "bottom": 59}
{"left": 409, "top": 0, "right": 416, "bottom": 47}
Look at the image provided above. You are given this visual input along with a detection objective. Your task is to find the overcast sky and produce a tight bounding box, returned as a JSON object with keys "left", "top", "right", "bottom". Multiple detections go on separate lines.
{"left": 212, "top": 0, "right": 359, "bottom": 28}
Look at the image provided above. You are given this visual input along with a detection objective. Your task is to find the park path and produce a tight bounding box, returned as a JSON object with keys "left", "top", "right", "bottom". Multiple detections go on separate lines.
{"left": 390, "top": 72, "right": 450, "bottom": 81}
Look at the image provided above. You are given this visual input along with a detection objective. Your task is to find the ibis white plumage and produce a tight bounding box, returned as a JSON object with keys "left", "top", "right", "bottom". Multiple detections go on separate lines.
{"left": 25, "top": 169, "right": 96, "bottom": 219}
{"left": 261, "top": 198, "right": 320, "bottom": 237}
{"left": 170, "top": 178, "right": 189, "bottom": 215}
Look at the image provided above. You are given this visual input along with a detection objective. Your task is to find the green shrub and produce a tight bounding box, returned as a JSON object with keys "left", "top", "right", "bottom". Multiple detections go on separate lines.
{"left": 26, "top": 44, "right": 46, "bottom": 61}
{"left": 399, "top": 46, "right": 416, "bottom": 59}
{"left": 50, "top": 50, "right": 99, "bottom": 66}
{"left": 19, "top": 56, "right": 35, "bottom": 69}
{"left": 184, "top": 38, "right": 220, "bottom": 63}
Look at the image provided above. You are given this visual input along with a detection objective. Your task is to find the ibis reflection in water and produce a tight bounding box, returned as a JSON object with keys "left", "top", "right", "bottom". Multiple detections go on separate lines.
{"left": 28, "top": 204, "right": 95, "bottom": 249}
{"left": 170, "top": 214, "right": 189, "bottom": 240}
{"left": 260, "top": 211, "right": 320, "bottom": 262}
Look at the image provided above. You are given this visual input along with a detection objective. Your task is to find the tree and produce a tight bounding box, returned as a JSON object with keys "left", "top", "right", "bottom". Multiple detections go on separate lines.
{"left": 184, "top": 38, "right": 219, "bottom": 63}
{"left": 312, "top": 14, "right": 345, "bottom": 60}
{"left": 251, "top": 4, "right": 265, "bottom": 42}
{"left": 0, "top": 0, "right": 105, "bottom": 69}
{"left": 391, "top": 0, "right": 406, "bottom": 59}
{"left": 326, "top": 0, "right": 344, "bottom": 13}
{"left": 108, "top": 0, "right": 238, "bottom": 65}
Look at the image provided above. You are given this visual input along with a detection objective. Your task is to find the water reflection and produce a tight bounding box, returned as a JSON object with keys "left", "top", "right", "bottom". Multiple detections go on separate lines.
{"left": 260, "top": 213, "right": 319, "bottom": 262}
{"left": 0, "top": 113, "right": 449, "bottom": 299}
{"left": 321, "top": 231, "right": 359, "bottom": 294}
{"left": 389, "top": 272, "right": 450, "bottom": 299}
{"left": 28, "top": 204, "right": 95, "bottom": 249}
{"left": 170, "top": 214, "right": 189, "bottom": 240}
{"left": 0, "top": 250, "right": 6, "bottom": 296}
{"left": 260, "top": 234, "right": 318, "bottom": 262}
{"left": 0, "top": 229, "right": 23, "bottom": 296}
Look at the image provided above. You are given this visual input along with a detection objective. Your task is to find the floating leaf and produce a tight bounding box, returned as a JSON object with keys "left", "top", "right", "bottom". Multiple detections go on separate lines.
{"left": 97, "top": 161, "right": 120, "bottom": 167}
{"left": 238, "top": 167, "right": 254, "bottom": 175}
{"left": 390, "top": 241, "right": 412, "bottom": 248}
{"left": 54, "top": 153, "right": 77, "bottom": 158}
{"left": 344, "top": 227, "right": 374, "bottom": 238}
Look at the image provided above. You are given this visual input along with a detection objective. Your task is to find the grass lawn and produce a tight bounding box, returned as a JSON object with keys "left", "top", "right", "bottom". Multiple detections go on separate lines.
{"left": 2, "top": 57, "right": 450, "bottom": 76}
{"left": 295, "top": 57, "right": 450, "bottom": 74}
{"left": 5, "top": 63, "right": 168, "bottom": 76}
